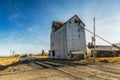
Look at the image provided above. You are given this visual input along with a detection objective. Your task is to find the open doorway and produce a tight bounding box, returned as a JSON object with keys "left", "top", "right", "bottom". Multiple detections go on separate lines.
{"left": 52, "top": 51, "right": 55, "bottom": 56}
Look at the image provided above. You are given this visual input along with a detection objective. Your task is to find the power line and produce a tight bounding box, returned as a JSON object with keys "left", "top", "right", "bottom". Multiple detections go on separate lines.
{"left": 83, "top": 26, "right": 120, "bottom": 50}
{"left": 85, "top": 28, "right": 113, "bottom": 45}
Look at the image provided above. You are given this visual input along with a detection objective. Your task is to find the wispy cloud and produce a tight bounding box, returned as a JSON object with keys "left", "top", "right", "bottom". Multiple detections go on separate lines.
{"left": 78, "top": 0, "right": 120, "bottom": 45}
{"left": 9, "top": 13, "right": 21, "bottom": 21}
{"left": 27, "top": 27, "right": 33, "bottom": 32}
{"left": 16, "top": 23, "right": 24, "bottom": 27}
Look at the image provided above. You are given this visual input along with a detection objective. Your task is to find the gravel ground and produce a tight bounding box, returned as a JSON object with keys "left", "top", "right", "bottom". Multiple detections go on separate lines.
{"left": 0, "top": 58, "right": 120, "bottom": 80}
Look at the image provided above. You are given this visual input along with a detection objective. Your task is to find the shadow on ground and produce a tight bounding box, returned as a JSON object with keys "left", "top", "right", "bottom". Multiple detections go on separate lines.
{"left": 0, "top": 58, "right": 88, "bottom": 70}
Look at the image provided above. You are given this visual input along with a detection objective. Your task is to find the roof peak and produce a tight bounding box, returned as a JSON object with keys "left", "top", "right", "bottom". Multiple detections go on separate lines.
{"left": 52, "top": 14, "right": 85, "bottom": 31}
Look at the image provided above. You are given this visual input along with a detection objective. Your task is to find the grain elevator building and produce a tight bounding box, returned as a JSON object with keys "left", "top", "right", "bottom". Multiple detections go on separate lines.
{"left": 50, "top": 15, "right": 87, "bottom": 59}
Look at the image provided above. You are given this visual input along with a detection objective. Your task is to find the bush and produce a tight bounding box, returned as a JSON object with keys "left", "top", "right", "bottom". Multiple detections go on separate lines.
{"left": 100, "top": 59, "right": 109, "bottom": 63}
{"left": 21, "top": 54, "right": 27, "bottom": 57}
{"left": 29, "top": 54, "right": 32, "bottom": 56}
{"left": 13, "top": 54, "right": 20, "bottom": 58}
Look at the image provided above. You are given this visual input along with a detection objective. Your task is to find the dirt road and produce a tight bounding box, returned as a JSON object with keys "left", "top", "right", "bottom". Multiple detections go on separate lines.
{"left": 0, "top": 58, "right": 120, "bottom": 80}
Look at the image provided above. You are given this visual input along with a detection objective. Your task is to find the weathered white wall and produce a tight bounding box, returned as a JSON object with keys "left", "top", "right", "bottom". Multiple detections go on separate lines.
{"left": 50, "top": 25, "right": 68, "bottom": 59}
{"left": 66, "top": 16, "right": 86, "bottom": 58}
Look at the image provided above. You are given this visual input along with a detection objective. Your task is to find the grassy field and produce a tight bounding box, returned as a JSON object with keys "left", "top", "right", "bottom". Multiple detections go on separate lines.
{"left": 0, "top": 55, "right": 120, "bottom": 67}
{"left": 81, "top": 57, "right": 120, "bottom": 64}
{"left": 30, "top": 55, "right": 120, "bottom": 64}
{"left": 29, "top": 55, "right": 49, "bottom": 59}
{"left": 0, "top": 55, "right": 48, "bottom": 66}
{"left": 0, "top": 57, "right": 20, "bottom": 66}
{"left": 96, "top": 57, "right": 120, "bottom": 63}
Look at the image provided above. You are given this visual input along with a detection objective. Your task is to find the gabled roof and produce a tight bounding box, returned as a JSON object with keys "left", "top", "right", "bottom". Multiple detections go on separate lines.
{"left": 65, "top": 15, "right": 85, "bottom": 26}
{"left": 52, "top": 15, "right": 85, "bottom": 32}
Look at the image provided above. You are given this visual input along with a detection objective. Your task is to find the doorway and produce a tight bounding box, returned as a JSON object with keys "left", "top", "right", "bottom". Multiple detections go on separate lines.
{"left": 52, "top": 51, "right": 55, "bottom": 56}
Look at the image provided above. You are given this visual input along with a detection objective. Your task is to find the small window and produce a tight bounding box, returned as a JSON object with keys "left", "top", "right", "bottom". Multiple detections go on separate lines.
{"left": 72, "top": 29, "right": 73, "bottom": 31}
{"left": 78, "top": 26, "right": 84, "bottom": 32}
{"left": 51, "top": 43, "right": 54, "bottom": 46}
{"left": 78, "top": 29, "right": 81, "bottom": 32}
{"left": 69, "top": 21, "right": 71, "bottom": 23}
{"left": 75, "top": 19, "right": 77, "bottom": 23}
{"left": 78, "top": 26, "right": 81, "bottom": 32}
{"left": 75, "top": 18, "right": 80, "bottom": 24}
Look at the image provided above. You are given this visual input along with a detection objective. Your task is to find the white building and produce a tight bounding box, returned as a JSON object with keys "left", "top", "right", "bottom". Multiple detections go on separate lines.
{"left": 49, "top": 15, "right": 87, "bottom": 59}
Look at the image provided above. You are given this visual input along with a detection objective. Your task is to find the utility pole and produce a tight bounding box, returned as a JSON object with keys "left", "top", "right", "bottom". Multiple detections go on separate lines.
{"left": 94, "top": 17, "right": 96, "bottom": 52}
{"left": 93, "top": 17, "right": 96, "bottom": 62}
{"left": 10, "top": 49, "right": 12, "bottom": 57}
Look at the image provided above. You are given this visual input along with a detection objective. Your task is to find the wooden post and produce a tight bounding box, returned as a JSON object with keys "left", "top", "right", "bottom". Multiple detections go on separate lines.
{"left": 94, "top": 17, "right": 96, "bottom": 52}
{"left": 93, "top": 17, "right": 96, "bottom": 62}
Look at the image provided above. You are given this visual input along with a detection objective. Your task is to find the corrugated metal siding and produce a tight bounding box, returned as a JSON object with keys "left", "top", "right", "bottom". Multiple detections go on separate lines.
{"left": 66, "top": 16, "right": 86, "bottom": 58}
{"left": 50, "top": 25, "right": 67, "bottom": 59}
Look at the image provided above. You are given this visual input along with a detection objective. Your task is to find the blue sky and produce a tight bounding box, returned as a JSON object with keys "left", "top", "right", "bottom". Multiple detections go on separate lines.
{"left": 0, "top": 0, "right": 120, "bottom": 56}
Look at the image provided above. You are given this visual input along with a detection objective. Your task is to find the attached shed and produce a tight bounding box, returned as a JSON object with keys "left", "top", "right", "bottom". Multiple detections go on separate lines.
{"left": 89, "top": 45, "right": 120, "bottom": 57}
{"left": 71, "top": 51, "right": 84, "bottom": 60}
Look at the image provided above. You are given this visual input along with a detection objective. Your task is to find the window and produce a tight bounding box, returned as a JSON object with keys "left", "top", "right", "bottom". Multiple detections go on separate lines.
{"left": 78, "top": 26, "right": 81, "bottom": 32}
{"left": 72, "top": 29, "right": 73, "bottom": 31}
{"left": 78, "top": 26, "right": 84, "bottom": 32}
{"left": 75, "top": 19, "right": 77, "bottom": 23}
{"left": 78, "top": 34, "right": 80, "bottom": 38}
{"left": 74, "top": 18, "right": 80, "bottom": 24}
{"left": 51, "top": 43, "right": 54, "bottom": 46}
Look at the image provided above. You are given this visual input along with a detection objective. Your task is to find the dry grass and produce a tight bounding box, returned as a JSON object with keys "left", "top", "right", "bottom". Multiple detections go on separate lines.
{"left": 29, "top": 55, "right": 49, "bottom": 59}
{"left": 96, "top": 57, "right": 120, "bottom": 63}
{"left": 80, "top": 57, "right": 120, "bottom": 64}
{"left": 0, "top": 57, "right": 20, "bottom": 66}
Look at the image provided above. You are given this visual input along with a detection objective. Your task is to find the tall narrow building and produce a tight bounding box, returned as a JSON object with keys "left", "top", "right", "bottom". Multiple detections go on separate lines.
{"left": 50, "top": 15, "right": 86, "bottom": 59}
